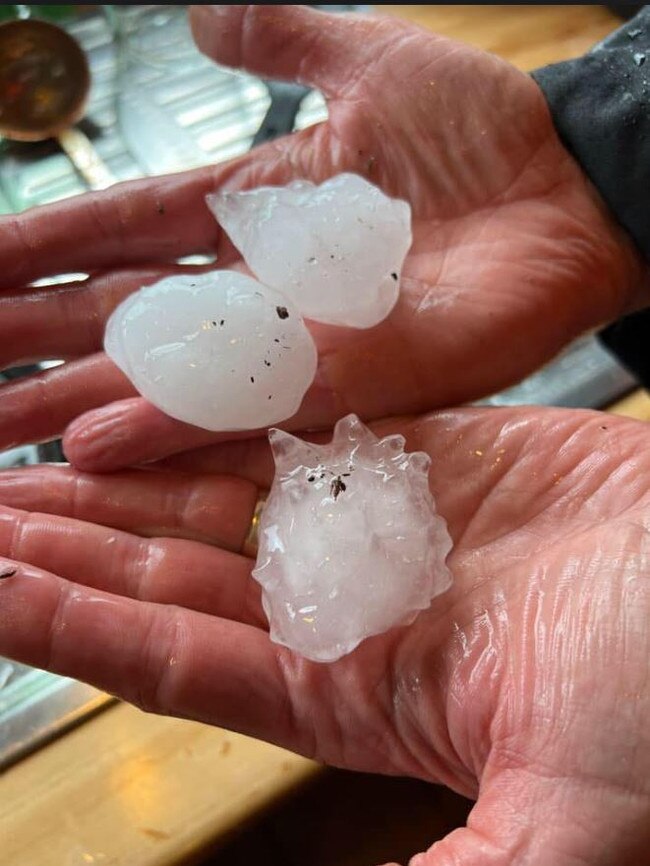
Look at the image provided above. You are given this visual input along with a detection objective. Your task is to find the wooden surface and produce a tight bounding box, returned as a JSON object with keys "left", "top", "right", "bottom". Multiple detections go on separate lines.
{"left": 206, "top": 770, "right": 472, "bottom": 866}
{"left": 2, "top": 703, "right": 318, "bottom": 866}
{"left": 383, "top": 4, "right": 618, "bottom": 68}
{"left": 3, "top": 6, "right": 647, "bottom": 866}
{"left": 608, "top": 389, "right": 650, "bottom": 422}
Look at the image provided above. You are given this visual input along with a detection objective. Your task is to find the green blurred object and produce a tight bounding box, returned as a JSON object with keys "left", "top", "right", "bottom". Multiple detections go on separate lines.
{"left": 0, "top": 5, "right": 80, "bottom": 23}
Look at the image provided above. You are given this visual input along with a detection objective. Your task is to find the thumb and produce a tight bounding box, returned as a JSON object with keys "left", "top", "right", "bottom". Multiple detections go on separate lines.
{"left": 188, "top": 4, "right": 399, "bottom": 96}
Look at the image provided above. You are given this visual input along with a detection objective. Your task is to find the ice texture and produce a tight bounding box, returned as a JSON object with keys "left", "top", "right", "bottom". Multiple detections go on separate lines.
{"left": 253, "top": 415, "right": 453, "bottom": 662}
{"left": 207, "top": 173, "right": 412, "bottom": 328}
{"left": 104, "top": 271, "right": 317, "bottom": 431}
{"left": 0, "top": 661, "right": 13, "bottom": 691}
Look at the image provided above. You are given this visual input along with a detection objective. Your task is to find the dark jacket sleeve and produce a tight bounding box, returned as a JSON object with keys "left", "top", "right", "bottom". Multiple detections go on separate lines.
{"left": 531, "top": 7, "right": 650, "bottom": 387}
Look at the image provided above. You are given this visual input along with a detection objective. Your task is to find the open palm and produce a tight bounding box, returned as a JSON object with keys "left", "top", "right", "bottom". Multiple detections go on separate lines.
{"left": 1, "top": 405, "right": 649, "bottom": 864}
{"left": 0, "top": 4, "right": 644, "bottom": 472}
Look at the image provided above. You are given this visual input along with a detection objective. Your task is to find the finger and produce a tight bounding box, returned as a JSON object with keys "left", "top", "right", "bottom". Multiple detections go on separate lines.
{"left": 0, "top": 266, "right": 210, "bottom": 369}
{"left": 0, "top": 134, "right": 313, "bottom": 290}
{"left": 0, "top": 564, "right": 291, "bottom": 745}
{"left": 0, "top": 505, "right": 263, "bottom": 624}
{"left": 63, "top": 399, "right": 262, "bottom": 471}
{"left": 0, "top": 259, "right": 266, "bottom": 451}
{"left": 59, "top": 301, "right": 420, "bottom": 470}
{"left": 0, "top": 354, "right": 133, "bottom": 450}
{"left": 0, "top": 167, "right": 217, "bottom": 290}
{"left": 156, "top": 405, "right": 650, "bottom": 550}
{"left": 159, "top": 415, "right": 422, "bottom": 488}
{"left": 62, "top": 375, "right": 347, "bottom": 472}
{"left": 0, "top": 466, "right": 257, "bottom": 549}
{"left": 189, "top": 5, "right": 399, "bottom": 97}
{"left": 159, "top": 436, "right": 278, "bottom": 489}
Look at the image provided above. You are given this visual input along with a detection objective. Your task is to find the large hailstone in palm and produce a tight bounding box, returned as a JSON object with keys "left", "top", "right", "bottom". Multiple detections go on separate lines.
{"left": 104, "top": 271, "right": 317, "bottom": 431}
{"left": 253, "top": 415, "right": 453, "bottom": 662}
{"left": 105, "top": 174, "right": 412, "bottom": 433}
{"left": 207, "top": 173, "right": 412, "bottom": 328}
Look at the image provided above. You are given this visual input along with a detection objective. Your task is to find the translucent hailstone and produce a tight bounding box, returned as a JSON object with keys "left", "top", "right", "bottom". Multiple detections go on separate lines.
{"left": 207, "top": 173, "right": 412, "bottom": 329}
{"left": 104, "top": 271, "right": 317, "bottom": 431}
{"left": 253, "top": 414, "right": 453, "bottom": 662}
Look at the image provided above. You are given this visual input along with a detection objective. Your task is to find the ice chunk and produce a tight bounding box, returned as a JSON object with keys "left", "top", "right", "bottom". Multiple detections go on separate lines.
{"left": 0, "top": 661, "right": 13, "bottom": 691}
{"left": 207, "top": 174, "right": 412, "bottom": 329}
{"left": 104, "top": 271, "right": 317, "bottom": 431}
{"left": 253, "top": 414, "right": 453, "bottom": 662}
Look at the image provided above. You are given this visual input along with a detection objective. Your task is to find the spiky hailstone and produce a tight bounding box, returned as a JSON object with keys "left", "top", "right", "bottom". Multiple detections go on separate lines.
{"left": 104, "top": 271, "right": 317, "bottom": 431}
{"left": 207, "top": 173, "right": 412, "bottom": 329}
{"left": 252, "top": 415, "right": 453, "bottom": 662}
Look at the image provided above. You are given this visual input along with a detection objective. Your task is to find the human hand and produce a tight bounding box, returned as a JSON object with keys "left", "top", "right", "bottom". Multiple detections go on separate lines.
{"left": 0, "top": 405, "right": 649, "bottom": 864}
{"left": 0, "top": 4, "right": 644, "bottom": 472}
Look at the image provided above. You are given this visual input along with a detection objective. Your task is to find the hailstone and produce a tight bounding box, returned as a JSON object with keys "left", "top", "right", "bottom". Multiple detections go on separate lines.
{"left": 253, "top": 414, "right": 453, "bottom": 662}
{"left": 207, "top": 173, "right": 412, "bottom": 328}
{"left": 104, "top": 271, "right": 317, "bottom": 431}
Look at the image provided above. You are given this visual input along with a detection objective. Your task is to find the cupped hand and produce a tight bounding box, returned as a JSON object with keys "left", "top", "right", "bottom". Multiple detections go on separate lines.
{"left": 0, "top": 405, "right": 649, "bottom": 864}
{"left": 0, "top": 4, "right": 644, "bottom": 471}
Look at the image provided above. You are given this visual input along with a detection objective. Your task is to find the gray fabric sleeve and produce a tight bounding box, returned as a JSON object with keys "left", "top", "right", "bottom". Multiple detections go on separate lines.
{"left": 532, "top": 8, "right": 650, "bottom": 387}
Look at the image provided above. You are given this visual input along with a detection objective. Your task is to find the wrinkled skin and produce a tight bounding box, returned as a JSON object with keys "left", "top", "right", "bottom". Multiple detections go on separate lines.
{"left": 0, "top": 4, "right": 644, "bottom": 470}
{"left": 1, "top": 406, "right": 650, "bottom": 865}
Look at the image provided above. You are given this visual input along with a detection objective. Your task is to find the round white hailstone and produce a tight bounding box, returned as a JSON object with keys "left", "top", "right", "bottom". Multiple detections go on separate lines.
{"left": 207, "top": 173, "right": 412, "bottom": 329}
{"left": 104, "top": 271, "right": 318, "bottom": 431}
{"left": 253, "top": 414, "right": 453, "bottom": 663}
